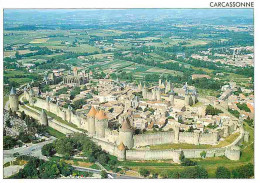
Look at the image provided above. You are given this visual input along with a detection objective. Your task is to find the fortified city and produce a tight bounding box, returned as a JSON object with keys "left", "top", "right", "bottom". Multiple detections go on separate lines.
{"left": 3, "top": 9, "right": 254, "bottom": 179}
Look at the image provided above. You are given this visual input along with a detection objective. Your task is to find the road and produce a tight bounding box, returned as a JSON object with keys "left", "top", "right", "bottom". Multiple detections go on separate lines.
{"left": 73, "top": 166, "right": 141, "bottom": 179}
{"left": 4, "top": 136, "right": 56, "bottom": 162}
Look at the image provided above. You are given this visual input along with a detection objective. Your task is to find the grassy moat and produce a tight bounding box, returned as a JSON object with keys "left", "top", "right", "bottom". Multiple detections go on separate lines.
{"left": 123, "top": 123, "right": 253, "bottom": 178}
{"left": 149, "top": 132, "right": 240, "bottom": 150}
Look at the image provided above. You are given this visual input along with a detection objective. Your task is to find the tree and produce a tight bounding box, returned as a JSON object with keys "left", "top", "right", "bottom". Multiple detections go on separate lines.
{"left": 160, "top": 170, "right": 169, "bottom": 178}
{"left": 215, "top": 166, "right": 231, "bottom": 179}
{"left": 232, "top": 163, "right": 254, "bottom": 178}
{"left": 54, "top": 138, "right": 74, "bottom": 157}
{"left": 5, "top": 118, "right": 12, "bottom": 128}
{"left": 180, "top": 166, "right": 208, "bottom": 179}
{"left": 3, "top": 136, "right": 17, "bottom": 149}
{"left": 42, "top": 143, "right": 56, "bottom": 157}
{"left": 206, "top": 105, "right": 223, "bottom": 115}
{"left": 57, "top": 160, "right": 73, "bottom": 177}
{"left": 139, "top": 168, "right": 150, "bottom": 177}
{"left": 21, "top": 111, "right": 26, "bottom": 120}
{"left": 101, "top": 170, "right": 108, "bottom": 178}
{"left": 167, "top": 171, "right": 179, "bottom": 178}
{"left": 108, "top": 159, "right": 118, "bottom": 166}
{"left": 39, "top": 161, "right": 60, "bottom": 178}
{"left": 179, "top": 151, "right": 185, "bottom": 162}
{"left": 236, "top": 103, "right": 251, "bottom": 112}
{"left": 97, "top": 153, "right": 109, "bottom": 165}
{"left": 15, "top": 51, "right": 21, "bottom": 59}
{"left": 200, "top": 151, "right": 207, "bottom": 158}
{"left": 18, "top": 132, "right": 32, "bottom": 143}
{"left": 181, "top": 158, "right": 197, "bottom": 166}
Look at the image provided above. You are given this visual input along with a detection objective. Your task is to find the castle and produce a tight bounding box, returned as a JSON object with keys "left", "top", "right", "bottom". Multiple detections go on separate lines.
{"left": 8, "top": 77, "right": 245, "bottom": 162}
{"left": 63, "top": 67, "right": 88, "bottom": 86}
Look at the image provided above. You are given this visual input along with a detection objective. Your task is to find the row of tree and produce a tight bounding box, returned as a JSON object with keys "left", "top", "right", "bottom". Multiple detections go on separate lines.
{"left": 41, "top": 133, "right": 119, "bottom": 172}
{"left": 139, "top": 163, "right": 254, "bottom": 179}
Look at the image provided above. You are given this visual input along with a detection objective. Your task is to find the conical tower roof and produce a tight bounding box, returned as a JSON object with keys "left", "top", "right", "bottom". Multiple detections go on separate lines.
{"left": 29, "top": 88, "right": 34, "bottom": 95}
{"left": 87, "top": 106, "right": 97, "bottom": 117}
{"left": 118, "top": 142, "right": 125, "bottom": 151}
{"left": 46, "top": 96, "right": 51, "bottom": 102}
{"left": 121, "top": 117, "right": 133, "bottom": 132}
{"left": 168, "top": 89, "right": 174, "bottom": 96}
{"left": 41, "top": 109, "right": 47, "bottom": 117}
{"left": 10, "top": 87, "right": 16, "bottom": 95}
{"left": 95, "top": 110, "right": 108, "bottom": 120}
{"left": 68, "top": 105, "right": 73, "bottom": 111}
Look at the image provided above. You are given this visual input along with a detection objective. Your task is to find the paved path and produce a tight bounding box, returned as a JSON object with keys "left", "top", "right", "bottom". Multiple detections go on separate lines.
{"left": 73, "top": 166, "right": 141, "bottom": 179}
{"left": 3, "top": 165, "right": 24, "bottom": 178}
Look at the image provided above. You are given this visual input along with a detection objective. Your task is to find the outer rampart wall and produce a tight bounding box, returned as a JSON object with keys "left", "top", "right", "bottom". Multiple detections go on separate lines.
{"left": 34, "top": 98, "right": 85, "bottom": 129}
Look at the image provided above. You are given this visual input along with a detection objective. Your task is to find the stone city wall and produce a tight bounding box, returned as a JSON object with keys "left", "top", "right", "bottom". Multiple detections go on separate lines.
{"left": 126, "top": 149, "right": 181, "bottom": 163}
{"left": 19, "top": 105, "right": 41, "bottom": 121}
{"left": 50, "top": 119, "right": 78, "bottom": 134}
{"left": 182, "top": 148, "right": 226, "bottom": 159}
{"left": 18, "top": 101, "right": 242, "bottom": 161}
{"left": 133, "top": 132, "right": 175, "bottom": 147}
{"left": 218, "top": 128, "right": 225, "bottom": 138}
{"left": 19, "top": 105, "right": 79, "bottom": 135}
{"left": 178, "top": 132, "right": 196, "bottom": 144}
{"left": 125, "top": 146, "right": 239, "bottom": 162}
{"left": 199, "top": 132, "right": 219, "bottom": 145}
{"left": 92, "top": 138, "right": 118, "bottom": 156}
{"left": 34, "top": 98, "right": 85, "bottom": 129}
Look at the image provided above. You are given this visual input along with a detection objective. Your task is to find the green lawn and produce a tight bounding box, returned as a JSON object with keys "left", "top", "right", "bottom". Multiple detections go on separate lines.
{"left": 149, "top": 132, "right": 240, "bottom": 150}
{"left": 197, "top": 88, "right": 220, "bottom": 97}
{"left": 150, "top": 143, "right": 212, "bottom": 150}
{"left": 29, "top": 104, "right": 87, "bottom": 133}
{"left": 47, "top": 127, "right": 66, "bottom": 138}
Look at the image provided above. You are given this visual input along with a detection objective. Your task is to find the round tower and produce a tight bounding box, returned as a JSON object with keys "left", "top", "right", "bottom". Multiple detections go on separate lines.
{"left": 24, "top": 87, "right": 29, "bottom": 100}
{"left": 173, "top": 122, "right": 180, "bottom": 143}
{"left": 225, "top": 146, "right": 240, "bottom": 160}
{"left": 118, "top": 117, "right": 134, "bottom": 149}
{"left": 138, "top": 82, "right": 142, "bottom": 91}
{"left": 46, "top": 96, "right": 51, "bottom": 111}
{"left": 87, "top": 106, "right": 97, "bottom": 136}
{"left": 142, "top": 85, "right": 147, "bottom": 99}
{"left": 95, "top": 110, "right": 108, "bottom": 138}
{"left": 40, "top": 109, "right": 48, "bottom": 126}
{"left": 9, "top": 87, "right": 19, "bottom": 112}
{"left": 192, "top": 90, "right": 198, "bottom": 104}
{"left": 152, "top": 88, "right": 156, "bottom": 100}
{"left": 66, "top": 105, "right": 73, "bottom": 122}
{"left": 29, "top": 88, "right": 34, "bottom": 97}
{"left": 117, "top": 142, "right": 126, "bottom": 161}
{"left": 159, "top": 79, "right": 162, "bottom": 87}
{"left": 189, "top": 95, "right": 193, "bottom": 106}
{"left": 168, "top": 89, "right": 175, "bottom": 106}
{"left": 184, "top": 90, "right": 190, "bottom": 106}
{"left": 73, "top": 67, "right": 78, "bottom": 76}
{"left": 156, "top": 88, "right": 161, "bottom": 101}
{"left": 244, "top": 131, "right": 249, "bottom": 142}
{"left": 165, "top": 81, "right": 171, "bottom": 93}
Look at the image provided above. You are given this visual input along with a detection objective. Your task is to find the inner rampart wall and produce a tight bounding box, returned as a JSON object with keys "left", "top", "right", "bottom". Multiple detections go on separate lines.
{"left": 133, "top": 132, "right": 175, "bottom": 147}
